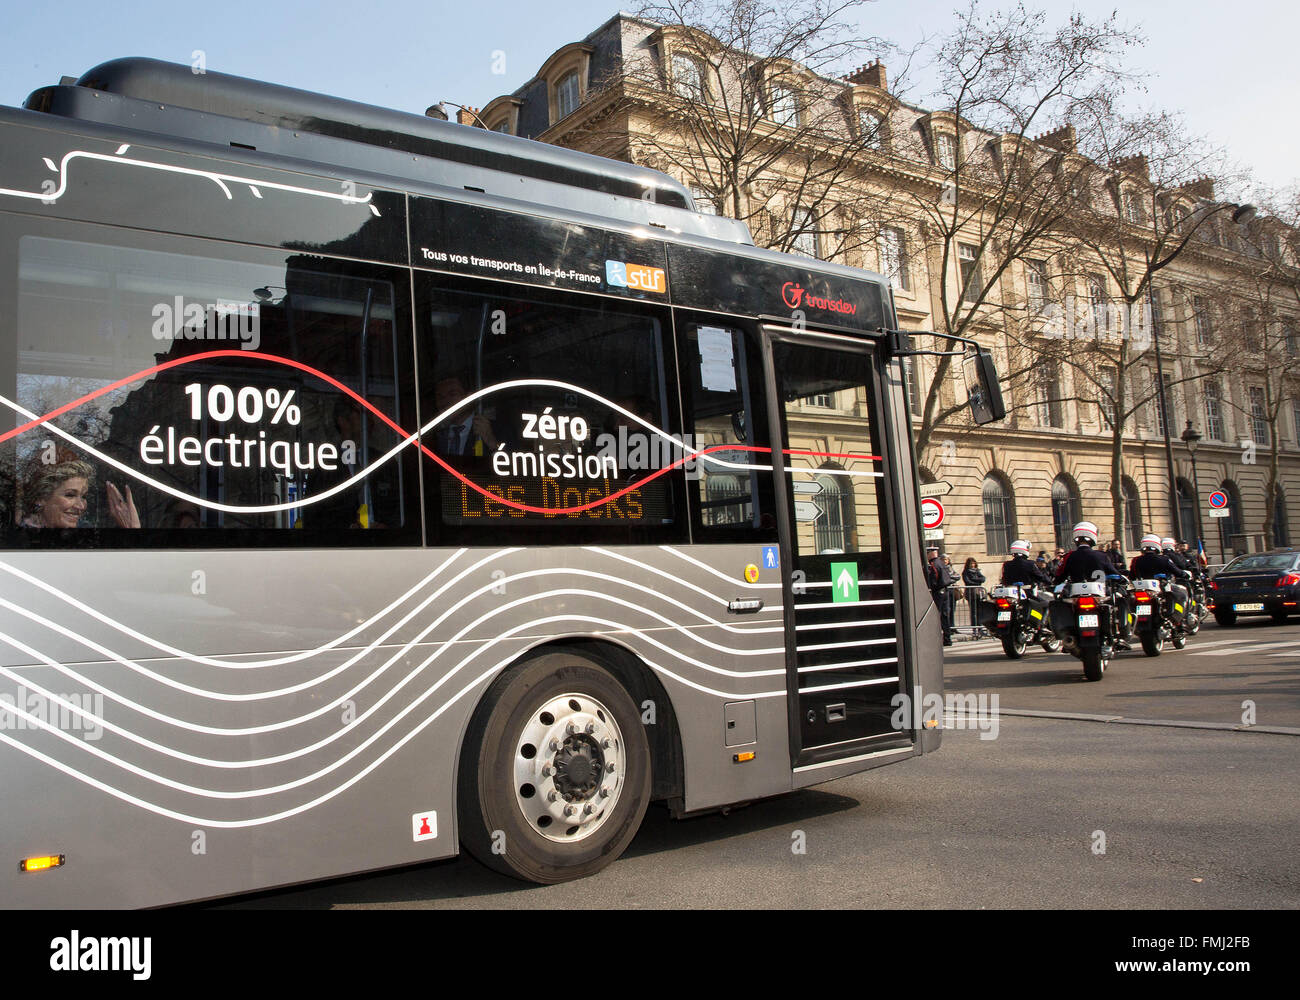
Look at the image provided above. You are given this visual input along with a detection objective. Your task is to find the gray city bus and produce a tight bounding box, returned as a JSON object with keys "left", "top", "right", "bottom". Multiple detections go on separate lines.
{"left": 0, "top": 58, "right": 999, "bottom": 907}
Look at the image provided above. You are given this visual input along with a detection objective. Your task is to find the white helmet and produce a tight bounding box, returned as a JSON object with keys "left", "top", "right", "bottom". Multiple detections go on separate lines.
{"left": 1161, "top": 537, "right": 1177, "bottom": 551}
{"left": 1140, "top": 533, "right": 1162, "bottom": 552}
{"left": 1073, "top": 521, "right": 1099, "bottom": 546}
{"left": 1009, "top": 539, "right": 1032, "bottom": 556}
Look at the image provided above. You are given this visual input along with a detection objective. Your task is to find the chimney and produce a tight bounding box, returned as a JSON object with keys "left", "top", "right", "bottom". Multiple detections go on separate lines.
{"left": 1034, "top": 124, "right": 1076, "bottom": 153}
{"left": 845, "top": 60, "right": 887, "bottom": 91}
{"left": 1111, "top": 154, "right": 1149, "bottom": 180}
{"left": 457, "top": 105, "right": 483, "bottom": 127}
{"left": 424, "top": 104, "right": 448, "bottom": 121}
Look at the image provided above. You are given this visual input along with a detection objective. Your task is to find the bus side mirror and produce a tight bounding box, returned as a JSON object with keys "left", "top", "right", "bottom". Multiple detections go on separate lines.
{"left": 964, "top": 349, "right": 1006, "bottom": 425}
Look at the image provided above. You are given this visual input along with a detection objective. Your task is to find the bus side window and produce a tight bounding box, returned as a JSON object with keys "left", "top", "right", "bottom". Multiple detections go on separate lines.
{"left": 680, "top": 322, "right": 777, "bottom": 542}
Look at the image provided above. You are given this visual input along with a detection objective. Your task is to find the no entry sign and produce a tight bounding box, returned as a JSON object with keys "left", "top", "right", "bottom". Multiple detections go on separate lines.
{"left": 921, "top": 498, "right": 945, "bottom": 530}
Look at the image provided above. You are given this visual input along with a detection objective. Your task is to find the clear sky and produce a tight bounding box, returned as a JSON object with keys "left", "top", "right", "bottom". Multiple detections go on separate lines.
{"left": 1, "top": 0, "right": 1295, "bottom": 193}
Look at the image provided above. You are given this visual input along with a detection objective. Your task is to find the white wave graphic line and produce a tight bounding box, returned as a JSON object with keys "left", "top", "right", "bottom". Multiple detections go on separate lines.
{"left": 0, "top": 567, "right": 790, "bottom": 747}
{"left": 0, "top": 631, "right": 787, "bottom": 828}
{"left": 0, "top": 376, "right": 880, "bottom": 518}
{"left": 0, "top": 557, "right": 784, "bottom": 712}
{"left": 585, "top": 545, "right": 785, "bottom": 614}
{"left": 0, "top": 550, "right": 466, "bottom": 669}
{"left": 1, "top": 144, "right": 379, "bottom": 213}
{"left": 0, "top": 607, "right": 788, "bottom": 804}
{"left": 660, "top": 545, "right": 782, "bottom": 588}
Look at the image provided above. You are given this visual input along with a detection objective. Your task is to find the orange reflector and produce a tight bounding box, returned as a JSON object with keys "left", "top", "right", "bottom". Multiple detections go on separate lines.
{"left": 744, "top": 564, "right": 760, "bottom": 584}
{"left": 19, "top": 854, "right": 64, "bottom": 872}
{"left": 924, "top": 718, "right": 940, "bottom": 729}
{"left": 733, "top": 751, "right": 756, "bottom": 763}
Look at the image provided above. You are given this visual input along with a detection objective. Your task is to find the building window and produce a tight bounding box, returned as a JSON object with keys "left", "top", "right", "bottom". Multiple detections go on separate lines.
{"left": 790, "top": 208, "right": 819, "bottom": 258}
{"left": 1294, "top": 399, "right": 1300, "bottom": 446}
{"left": 1193, "top": 296, "right": 1212, "bottom": 345}
{"left": 672, "top": 54, "right": 705, "bottom": 100}
{"left": 769, "top": 85, "right": 800, "bottom": 126}
{"left": 813, "top": 471, "right": 855, "bottom": 554}
{"left": 878, "top": 227, "right": 909, "bottom": 290}
{"left": 1098, "top": 365, "right": 1117, "bottom": 429}
{"left": 1170, "top": 203, "right": 1191, "bottom": 234}
{"left": 803, "top": 390, "right": 834, "bottom": 408}
{"left": 1088, "top": 273, "right": 1110, "bottom": 334}
{"left": 1249, "top": 386, "right": 1269, "bottom": 445}
{"left": 958, "top": 243, "right": 981, "bottom": 302}
{"left": 1123, "top": 189, "right": 1144, "bottom": 224}
{"left": 982, "top": 473, "right": 1017, "bottom": 555}
{"left": 1152, "top": 371, "right": 1173, "bottom": 437}
{"left": 1286, "top": 323, "right": 1298, "bottom": 356}
{"left": 1038, "top": 362, "right": 1063, "bottom": 428}
{"left": 555, "top": 71, "right": 581, "bottom": 120}
{"left": 902, "top": 357, "right": 922, "bottom": 414}
{"left": 1051, "top": 475, "right": 1082, "bottom": 551}
{"left": 1121, "top": 477, "right": 1143, "bottom": 551}
{"left": 935, "top": 132, "right": 957, "bottom": 169}
{"left": 1026, "top": 259, "right": 1047, "bottom": 311}
{"left": 1204, "top": 380, "right": 1224, "bottom": 440}
{"left": 1217, "top": 480, "right": 1243, "bottom": 555}
{"left": 690, "top": 187, "right": 718, "bottom": 215}
{"left": 858, "top": 108, "right": 884, "bottom": 148}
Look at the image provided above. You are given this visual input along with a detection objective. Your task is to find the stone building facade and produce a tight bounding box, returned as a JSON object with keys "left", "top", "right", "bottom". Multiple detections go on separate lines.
{"left": 478, "top": 12, "right": 1300, "bottom": 569}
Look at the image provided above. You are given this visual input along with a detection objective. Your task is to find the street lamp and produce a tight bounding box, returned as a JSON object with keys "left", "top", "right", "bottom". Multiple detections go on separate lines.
{"left": 1181, "top": 420, "right": 1203, "bottom": 558}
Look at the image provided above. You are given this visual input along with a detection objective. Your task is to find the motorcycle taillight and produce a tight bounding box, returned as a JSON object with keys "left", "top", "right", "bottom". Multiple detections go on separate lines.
{"left": 1077, "top": 595, "right": 1097, "bottom": 611}
{"left": 996, "top": 598, "right": 1012, "bottom": 609}
{"left": 1135, "top": 591, "right": 1151, "bottom": 603}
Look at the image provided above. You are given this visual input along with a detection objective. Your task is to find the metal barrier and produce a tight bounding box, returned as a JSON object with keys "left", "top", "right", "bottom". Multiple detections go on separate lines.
{"left": 933, "top": 584, "right": 992, "bottom": 638}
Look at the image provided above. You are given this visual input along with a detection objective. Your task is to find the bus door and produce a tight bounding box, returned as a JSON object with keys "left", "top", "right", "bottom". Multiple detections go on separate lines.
{"left": 762, "top": 329, "right": 909, "bottom": 766}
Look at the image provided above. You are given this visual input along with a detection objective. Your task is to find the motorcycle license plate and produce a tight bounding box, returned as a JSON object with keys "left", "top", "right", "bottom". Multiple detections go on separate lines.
{"left": 997, "top": 611, "right": 1012, "bottom": 621}
{"left": 1078, "top": 614, "right": 1099, "bottom": 628}
{"left": 1235, "top": 603, "right": 1264, "bottom": 612}
{"left": 1135, "top": 605, "right": 1151, "bottom": 616}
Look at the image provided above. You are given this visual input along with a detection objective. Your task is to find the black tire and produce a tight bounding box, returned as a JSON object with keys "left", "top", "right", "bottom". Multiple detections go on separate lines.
{"left": 457, "top": 649, "right": 651, "bottom": 884}
{"left": 1171, "top": 632, "right": 1187, "bottom": 649}
{"left": 1082, "top": 647, "right": 1106, "bottom": 682}
{"left": 1041, "top": 637, "right": 1063, "bottom": 653}
{"left": 1271, "top": 610, "right": 1289, "bottom": 624}
{"left": 1214, "top": 608, "right": 1238, "bottom": 627}
{"left": 1140, "top": 629, "right": 1164, "bottom": 657}
{"left": 1002, "top": 632, "right": 1027, "bottom": 659}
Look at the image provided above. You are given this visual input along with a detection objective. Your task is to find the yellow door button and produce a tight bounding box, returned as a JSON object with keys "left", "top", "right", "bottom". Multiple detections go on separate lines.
{"left": 744, "top": 564, "right": 760, "bottom": 584}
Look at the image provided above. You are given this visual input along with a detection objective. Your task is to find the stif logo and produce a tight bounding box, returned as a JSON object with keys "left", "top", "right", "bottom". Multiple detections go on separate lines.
{"left": 606, "top": 260, "right": 667, "bottom": 293}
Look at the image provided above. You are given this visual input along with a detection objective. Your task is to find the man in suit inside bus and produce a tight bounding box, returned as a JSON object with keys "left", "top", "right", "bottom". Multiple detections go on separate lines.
{"left": 432, "top": 373, "right": 499, "bottom": 457}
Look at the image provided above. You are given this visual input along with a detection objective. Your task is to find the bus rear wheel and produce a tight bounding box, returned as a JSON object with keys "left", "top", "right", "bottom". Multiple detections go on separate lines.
{"left": 457, "top": 649, "right": 651, "bottom": 884}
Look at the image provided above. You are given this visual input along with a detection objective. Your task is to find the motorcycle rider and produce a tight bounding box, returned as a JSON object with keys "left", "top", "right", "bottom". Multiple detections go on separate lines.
{"left": 1131, "top": 533, "right": 1187, "bottom": 580}
{"left": 1054, "top": 520, "right": 1132, "bottom": 648}
{"left": 1002, "top": 539, "right": 1053, "bottom": 587}
{"left": 1161, "top": 537, "right": 1195, "bottom": 581}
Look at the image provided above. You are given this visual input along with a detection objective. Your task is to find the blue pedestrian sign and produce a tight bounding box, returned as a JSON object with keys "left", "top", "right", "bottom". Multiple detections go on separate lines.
{"left": 762, "top": 545, "right": 780, "bottom": 569}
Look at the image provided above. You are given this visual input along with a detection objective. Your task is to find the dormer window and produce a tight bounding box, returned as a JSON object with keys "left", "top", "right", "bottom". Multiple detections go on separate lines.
{"left": 672, "top": 53, "right": 706, "bottom": 100}
{"left": 1123, "top": 189, "right": 1144, "bottom": 224}
{"left": 935, "top": 132, "right": 957, "bottom": 169}
{"left": 858, "top": 108, "right": 884, "bottom": 149}
{"left": 555, "top": 71, "right": 581, "bottom": 120}
{"left": 769, "top": 84, "right": 801, "bottom": 126}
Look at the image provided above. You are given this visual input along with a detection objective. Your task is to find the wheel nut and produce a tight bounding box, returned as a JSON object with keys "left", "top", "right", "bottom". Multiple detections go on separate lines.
{"left": 600, "top": 788, "right": 611, "bottom": 798}
{"left": 583, "top": 804, "right": 595, "bottom": 815}
{"left": 549, "top": 740, "right": 560, "bottom": 752}
{"left": 566, "top": 722, "right": 577, "bottom": 735}
{"left": 548, "top": 791, "right": 559, "bottom": 802}
{"left": 541, "top": 765, "right": 553, "bottom": 777}
{"left": 564, "top": 805, "right": 576, "bottom": 817}
{"left": 601, "top": 738, "right": 612, "bottom": 749}
{"left": 585, "top": 722, "right": 596, "bottom": 734}
{"left": 606, "top": 762, "right": 616, "bottom": 773}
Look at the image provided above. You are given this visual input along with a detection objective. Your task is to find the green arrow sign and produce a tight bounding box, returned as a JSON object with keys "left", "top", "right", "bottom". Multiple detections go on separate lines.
{"left": 831, "top": 561, "right": 859, "bottom": 603}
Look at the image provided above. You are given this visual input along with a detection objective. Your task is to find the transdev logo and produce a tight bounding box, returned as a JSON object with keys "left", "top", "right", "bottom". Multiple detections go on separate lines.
{"left": 606, "top": 260, "right": 667, "bottom": 294}
{"left": 781, "top": 281, "right": 857, "bottom": 316}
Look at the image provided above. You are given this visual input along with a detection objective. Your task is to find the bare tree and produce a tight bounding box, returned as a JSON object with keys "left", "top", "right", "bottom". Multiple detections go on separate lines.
{"left": 591, "top": 0, "right": 893, "bottom": 261}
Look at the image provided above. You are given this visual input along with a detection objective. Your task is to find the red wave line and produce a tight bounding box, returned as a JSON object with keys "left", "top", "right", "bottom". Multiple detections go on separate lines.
{"left": 0, "top": 350, "right": 879, "bottom": 516}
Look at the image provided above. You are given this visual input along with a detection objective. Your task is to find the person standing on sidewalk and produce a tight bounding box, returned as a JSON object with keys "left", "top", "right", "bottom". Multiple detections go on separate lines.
{"left": 962, "top": 557, "right": 987, "bottom": 635}
{"left": 927, "top": 545, "right": 956, "bottom": 645}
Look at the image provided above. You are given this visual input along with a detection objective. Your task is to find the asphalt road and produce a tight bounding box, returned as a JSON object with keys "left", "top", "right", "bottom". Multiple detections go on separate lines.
{"left": 222, "top": 617, "right": 1300, "bottom": 910}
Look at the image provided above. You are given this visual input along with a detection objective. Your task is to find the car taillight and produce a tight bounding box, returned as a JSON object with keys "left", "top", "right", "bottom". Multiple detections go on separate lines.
{"left": 1077, "top": 596, "right": 1097, "bottom": 611}
{"left": 1209, "top": 580, "right": 1218, "bottom": 591}
{"left": 1276, "top": 573, "right": 1300, "bottom": 587}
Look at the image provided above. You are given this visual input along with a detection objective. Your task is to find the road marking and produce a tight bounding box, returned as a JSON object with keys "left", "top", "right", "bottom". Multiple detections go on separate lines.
{"left": 1190, "top": 640, "right": 1300, "bottom": 656}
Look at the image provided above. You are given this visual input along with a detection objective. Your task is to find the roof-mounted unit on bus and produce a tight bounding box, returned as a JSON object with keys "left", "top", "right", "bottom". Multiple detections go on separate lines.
{"left": 22, "top": 57, "right": 751, "bottom": 244}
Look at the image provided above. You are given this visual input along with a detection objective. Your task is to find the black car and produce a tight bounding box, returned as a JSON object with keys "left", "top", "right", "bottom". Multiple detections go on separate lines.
{"left": 1208, "top": 548, "right": 1300, "bottom": 625}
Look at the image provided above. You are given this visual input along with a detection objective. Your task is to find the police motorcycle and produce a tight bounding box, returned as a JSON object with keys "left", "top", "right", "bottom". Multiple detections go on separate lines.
{"left": 1046, "top": 522, "right": 1131, "bottom": 681}
{"left": 988, "top": 540, "right": 1062, "bottom": 658}
{"left": 1129, "top": 535, "right": 1196, "bottom": 654}
{"left": 1164, "top": 540, "right": 1205, "bottom": 633}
